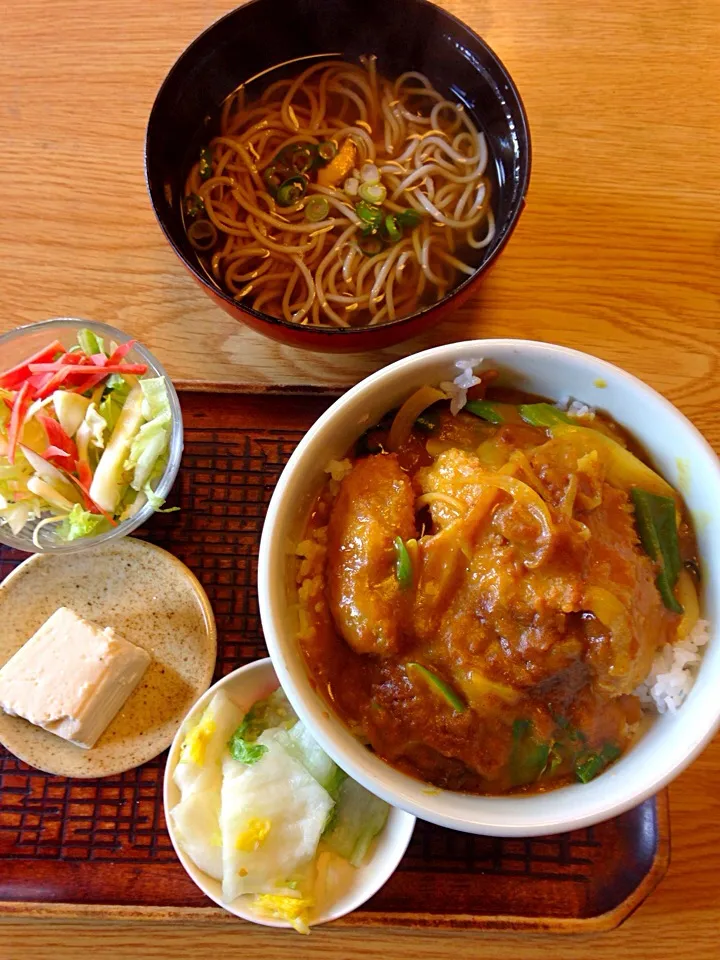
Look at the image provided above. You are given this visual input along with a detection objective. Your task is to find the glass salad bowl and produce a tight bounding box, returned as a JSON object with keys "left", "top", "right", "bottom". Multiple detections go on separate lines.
{"left": 0, "top": 318, "right": 183, "bottom": 554}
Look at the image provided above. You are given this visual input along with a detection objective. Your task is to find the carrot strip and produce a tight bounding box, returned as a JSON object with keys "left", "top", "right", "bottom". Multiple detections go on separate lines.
{"left": 0, "top": 340, "right": 65, "bottom": 389}
{"left": 100, "top": 364, "right": 147, "bottom": 373}
{"left": 77, "top": 460, "right": 93, "bottom": 488}
{"left": 27, "top": 372, "right": 53, "bottom": 392}
{"left": 59, "top": 354, "right": 90, "bottom": 365}
{"left": 106, "top": 340, "right": 136, "bottom": 364}
{"left": 63, "top": 471, "right": 117, "bottom": 526}
{"left": 69, "top": 372, "right": 114, "bottom": 393}
{"left": 28, "top": 363, "right": 147, "bottom": 375}
{"left": 37, "top": 414, "right": 78, "bottom": 464}
{"left": 42, "top": 445, "right": 73, "bottom": 465}
{"left": 34, "top": 367, "right": 78, "bottom": 399}
{"left": 7, "top": 382, "right": 32, "bottom": 464}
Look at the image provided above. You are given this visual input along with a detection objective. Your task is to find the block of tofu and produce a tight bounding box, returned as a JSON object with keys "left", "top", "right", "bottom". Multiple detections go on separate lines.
{"left": 0, "top": 606, "right": 151, "bottom": 749}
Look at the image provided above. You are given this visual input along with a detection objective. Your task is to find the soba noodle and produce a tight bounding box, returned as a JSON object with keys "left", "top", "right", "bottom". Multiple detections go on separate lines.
{"left": 183, "top": 56, "right": 494, "bottom": 328}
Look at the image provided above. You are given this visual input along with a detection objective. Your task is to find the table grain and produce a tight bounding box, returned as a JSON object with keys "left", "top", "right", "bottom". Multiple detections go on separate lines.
{"left": 1, "top": 0, "right": 720, "bottom": 956}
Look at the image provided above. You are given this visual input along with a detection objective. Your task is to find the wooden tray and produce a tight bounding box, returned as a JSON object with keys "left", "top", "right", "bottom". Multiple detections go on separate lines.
{"left": 0, "top": 392, "right": 669, "bottom": 932}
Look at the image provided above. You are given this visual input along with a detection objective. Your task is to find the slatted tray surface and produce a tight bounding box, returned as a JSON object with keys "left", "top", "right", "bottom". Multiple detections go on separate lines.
{"left": 0, "top": 393, "right": 668, "bottom": 930}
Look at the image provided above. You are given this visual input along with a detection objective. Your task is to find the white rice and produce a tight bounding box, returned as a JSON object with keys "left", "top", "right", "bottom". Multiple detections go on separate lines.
{"left": 325, "top": 458, "right": 353, "bottom": 482}
{"left": 440, "top": 362, "right": 596, "bottom": 422}
{"left": 635, "top": 619, "right": 709, "bottom": 714}
{"left": 440, "top": 357, "right": 483, "bottom": 415}
{"left": 563, "top": 398, "right": 596, "bottom": 420}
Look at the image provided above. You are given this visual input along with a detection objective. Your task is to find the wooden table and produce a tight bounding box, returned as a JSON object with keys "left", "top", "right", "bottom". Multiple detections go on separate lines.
{"left": 1, "top": 0, "right": 720, "bottom": 956}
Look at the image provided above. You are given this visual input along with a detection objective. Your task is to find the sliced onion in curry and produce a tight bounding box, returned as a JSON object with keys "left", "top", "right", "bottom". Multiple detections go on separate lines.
{"left": 387, "top": 385, "right": 447, "bottom": 451}
{"left": 550, "top": 423, "right": 676, "bottom": 500}
{"left": 583, "top": 586, "right": 635, "bottom": 685}
{"left": 676, "top": 569, "right": 700, "bottom": 639}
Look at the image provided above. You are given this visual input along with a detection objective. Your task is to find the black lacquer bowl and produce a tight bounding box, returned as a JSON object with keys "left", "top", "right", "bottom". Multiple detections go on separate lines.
{"left": 145, "top": 0, "right": 531, "bottom": 351}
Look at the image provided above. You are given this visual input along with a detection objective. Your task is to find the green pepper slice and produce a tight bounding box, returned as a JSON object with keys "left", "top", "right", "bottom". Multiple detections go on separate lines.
{"left": 518, "top": 403, "right": 573, "bottom": 427}
{"left": 358, "top": 234, "right": 384, "bottom": 257}
{"left": 199, "top": 146, "right": 213, "bottom": 181}
{"left": 286, "top": 144, "right": 317, "bottom": 174}
{"left": 316, "top": 141, "right": 337, "bottom": 165}
{"left": 544, "top": 742, "right": 565, "bottom": 777}
{"left": 305, "top": 196, "right": 330, "bottom": 222}
{"left": 276, "top": 175, "right": 309, "bottom": 207}
{"left": 396, "top": 208, "right": 424, "bottom": 228}
{"left": 271, "top": 143, "right": 317, "bottom": 174}
{"left": 184, "top": 192, "right": 205, "bottom": 220}
{"left": 464, "top": 400, "right": 504, "bottom": 424}
{"left": 382, "top": 214, "right": 402, "bottom": 243}
{"left": 393, "top": 536, "right": 413, "bottom": 589}
{"left": 262, "top": 164, "right": 285, "bottom": 196}
{"left": 630, "top": 488, "right": 683, "bottom": 613}
{"left": 355, "top": 200, "right": 384, "bottom": 233}
{"left": 406, "top": 662, "right": 466, "bottom": 713}
{"left": 510, "top": 719, "right": 550, "bottom": 786}
{"left": 575, "top": 742, "right": 621, "bottom": 783}
{"left": 554, "top": 715, "right": 588, "bottom": 746}
{"left": 415, "top": 410, "right": 438, "bottom": 433}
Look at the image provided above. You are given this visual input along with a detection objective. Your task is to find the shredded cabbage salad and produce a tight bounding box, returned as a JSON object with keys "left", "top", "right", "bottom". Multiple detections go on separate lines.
{"left": 0, "top": 328, "right": 175, "bottom": 546}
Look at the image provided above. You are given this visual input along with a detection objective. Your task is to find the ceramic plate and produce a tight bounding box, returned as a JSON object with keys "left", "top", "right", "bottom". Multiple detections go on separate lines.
{"left": 0, "top": 538, "right": 216, "bottom": 777}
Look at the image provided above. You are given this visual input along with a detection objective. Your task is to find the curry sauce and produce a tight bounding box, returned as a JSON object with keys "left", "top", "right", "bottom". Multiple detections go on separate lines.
{"left": 296, "top": 380, "right": 699, "bottom": 795}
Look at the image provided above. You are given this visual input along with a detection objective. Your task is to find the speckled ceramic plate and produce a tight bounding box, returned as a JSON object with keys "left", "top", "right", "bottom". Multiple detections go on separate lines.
{"left": 0, "top": 538, "right": 217, "bottom": 778}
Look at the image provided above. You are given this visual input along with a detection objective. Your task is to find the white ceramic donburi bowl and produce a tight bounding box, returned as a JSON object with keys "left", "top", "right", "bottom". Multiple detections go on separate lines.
{"left": 163, "top": 658, "right": 415, "bottom": 929}
{"left": 258, "top": 339, "right": 720, "bottom": 837}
